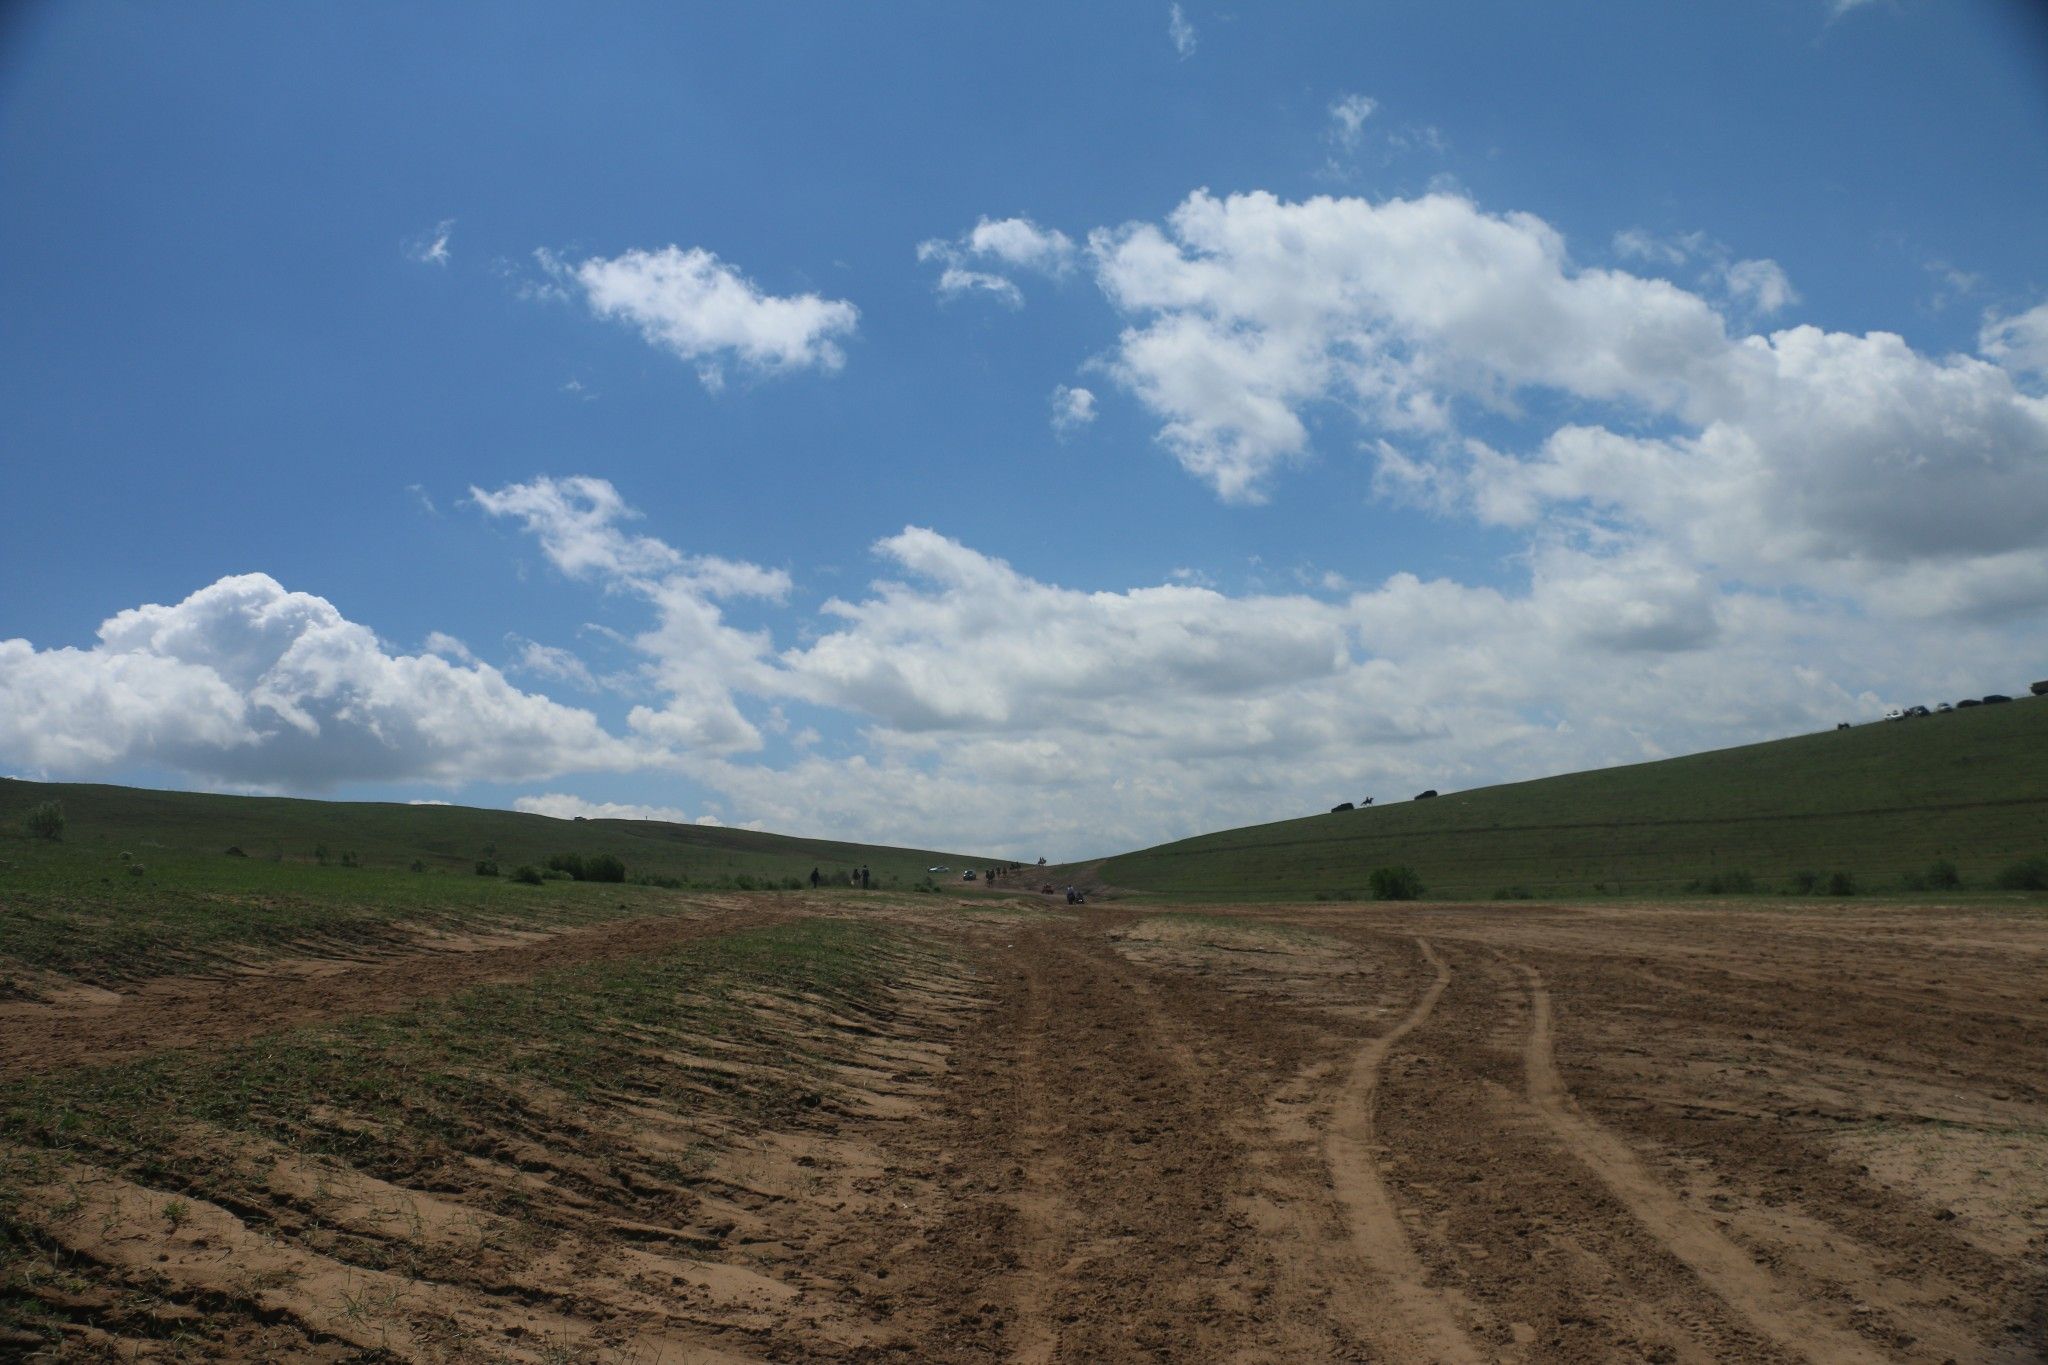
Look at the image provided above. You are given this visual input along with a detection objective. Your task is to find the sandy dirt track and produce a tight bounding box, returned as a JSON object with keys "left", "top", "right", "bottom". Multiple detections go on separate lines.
{"left": 4, "top": 894, "right": 2045, "bottom": 1362}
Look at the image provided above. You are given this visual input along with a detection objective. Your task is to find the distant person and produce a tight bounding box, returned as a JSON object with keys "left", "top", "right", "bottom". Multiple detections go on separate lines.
{"left": 809, "top": 866, "right": 820, "bottom": 889}
{"left": 860, "top": 865, "right": 871, "bottom": 890}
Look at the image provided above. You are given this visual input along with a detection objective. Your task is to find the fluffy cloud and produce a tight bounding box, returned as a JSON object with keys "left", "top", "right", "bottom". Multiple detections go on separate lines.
{"left": 1168, "top": 3, "right": 1196, "bottom": 58}
{"left": 1722, "top": 257, "right": 1797, "bottom": 315}
{"left": 1086, "top": 189, "right": 2048, "bottom": 616}
{"left": 0, "top": 575, "right": 639, "bottom": 788}
{"left": 474, "top": 476, "right": 790, "bottom": 754}
{"left": 1050, "top": 384, "right": 1097, "bottom": 435}
{"left": 1981, "top": 302, "right": 2048, "bottom": 383}
{"left": 555, "top": 245, "right": 857, "bottom": 390}
{"left": 456, "top": 481, "right": 2038, "bottom": 857}
{"left": 918, "top": 216, "right": 1076, "bottom": 306}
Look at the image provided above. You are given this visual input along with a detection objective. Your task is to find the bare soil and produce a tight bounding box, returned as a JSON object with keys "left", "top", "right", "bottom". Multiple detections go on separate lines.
{"left": 4, "top": 894, "right": 2045, "bottom": 1362}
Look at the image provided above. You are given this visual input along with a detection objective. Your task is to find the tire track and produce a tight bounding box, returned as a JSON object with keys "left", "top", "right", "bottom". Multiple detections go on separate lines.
{"left": 1518, "top": 963, "right": 1881, "bottom": 1363}
{"left": 1324, "top": 938, "right": 1485, "bottom": 1364}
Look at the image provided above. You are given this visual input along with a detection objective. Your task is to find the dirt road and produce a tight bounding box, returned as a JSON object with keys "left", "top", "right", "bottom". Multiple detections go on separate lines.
{"left": 3, "top": 896, "right": 2044, "bottom": 1362}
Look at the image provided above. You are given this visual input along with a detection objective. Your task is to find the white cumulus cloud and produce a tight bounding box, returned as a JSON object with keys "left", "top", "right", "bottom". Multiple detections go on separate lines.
{"left": 0, "top": 575, "right": 640, "bottom": 789}
{"left": 1082, "top": 188, "right": 2048, "bottom": 617}
{"left": 555, "top": 245, "right": 858, "bottom": 389}
{"left": 918, "top": 216, "right": 1077, "bottom": 306}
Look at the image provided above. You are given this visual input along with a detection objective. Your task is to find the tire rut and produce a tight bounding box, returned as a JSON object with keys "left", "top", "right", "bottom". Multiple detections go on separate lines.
{"left": 1324, "top": 937, "right": 1485, "bottom": 1363}
{"left": 1517, "top": 963, "right": 1881, "bottom": 1363}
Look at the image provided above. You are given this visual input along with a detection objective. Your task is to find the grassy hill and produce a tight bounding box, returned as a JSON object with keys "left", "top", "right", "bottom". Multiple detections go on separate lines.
{"left": 0, "top": 779, "right": 988, "bottom": 893}
{"left": 0, "top": 780, "right": 995, "bottom": 985}
{"left": 1100, "top": 698, "right": 2048, "bottom": 900}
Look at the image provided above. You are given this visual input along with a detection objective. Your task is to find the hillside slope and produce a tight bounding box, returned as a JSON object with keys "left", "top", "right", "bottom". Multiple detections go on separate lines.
{"left": 0, "top": 778, "right": 989, "bottom": 894}
{"left": 1100, "top": 699, "right": 2048, "bottom": 899}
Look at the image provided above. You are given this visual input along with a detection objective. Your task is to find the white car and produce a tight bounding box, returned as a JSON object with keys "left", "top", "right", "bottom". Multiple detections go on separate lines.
{"left": 927, "top": 865, "right": 949, "bottom": 873}
{"left": 1883, "top": 707, "right": 1905, "bottom": 721}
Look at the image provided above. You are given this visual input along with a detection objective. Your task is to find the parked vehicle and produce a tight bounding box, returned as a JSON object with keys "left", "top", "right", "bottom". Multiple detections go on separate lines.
{"left": 961, "top": 869, "right": 977, "bottom": 881}
{"left": 1414, "top": 789, "right": 1439, "bottom": 800}
{"left": 1883, "top": 707, "right": 1905, "bottom": 721}
{"left": 2032, "top": 680, "right": 2048, "bottom": 697}
{"left": 1329, "top": 802, "right": 1354, "bottom": 813}
{"left": 1957, "top": 698, "right": 1982, "bottom": 708}
{"left": 1936, "top": 702, "right": 1954, "bottom": 713}
{"left": 1906, "top": 705, "right": 1930, "bottom": 717}
{"left": 1983, "top": 694, "right": 2012, "bottom": 705}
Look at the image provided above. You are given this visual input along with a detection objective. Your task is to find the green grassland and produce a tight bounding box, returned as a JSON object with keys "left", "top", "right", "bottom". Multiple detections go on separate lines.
{"left": 1101, "top": 697, "right": 2048, "bottom": 900}
{"left": 0, "top": 779, "right": 993, "bottom": 983}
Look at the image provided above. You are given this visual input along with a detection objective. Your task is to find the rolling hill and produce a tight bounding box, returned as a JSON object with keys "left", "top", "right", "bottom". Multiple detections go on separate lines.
{"left": 0, "top": 777, "right": 990, "bottom": 895}
{"left": 1099, "top": 697, "right": 2048, "bottom": 899}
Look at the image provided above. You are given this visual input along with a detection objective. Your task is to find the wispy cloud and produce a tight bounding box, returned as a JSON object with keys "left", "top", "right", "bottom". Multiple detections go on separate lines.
{"left": 1168, "top": 4, "right": 1196, "bottom": 58}
{"left": 405, "top": 219, "right": 454, "bottom": 266}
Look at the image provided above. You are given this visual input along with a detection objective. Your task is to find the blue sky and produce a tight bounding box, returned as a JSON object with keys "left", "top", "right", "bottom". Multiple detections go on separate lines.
{"left": 3, "top": 1, "right": 2046, "bottom": 858}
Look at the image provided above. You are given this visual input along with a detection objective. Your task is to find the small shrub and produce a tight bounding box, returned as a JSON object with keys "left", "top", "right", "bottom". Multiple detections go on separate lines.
{"left": 408, "top": 859, "right": 427, "bottom": 873}
{"left": 1898, "top": 870, "right": 1929, "bottom": 892}
{"left": 224, "top": 845, "right": 247, "bottom": 858}
{"left": 631, "top": 872, "right": 685, "bottom": 890}
{"left": 732, "top": 873, "right": 758, "bottom": 891}
{"left": 338, "top": 850, "right": 359, "bottom": 869}
{"left": 1787, "top": 870, "right": 1820, "bottom": 895}
{"left": 542, "top": 868, "right": 570, "bottom": 880}
{"left": 1368, "top": 866, "right": 1424, "bottom": 901}
{"left": 23, "top": 801, "right": 65, "bottom": 841}
{"left": 1994, "top": 857, "right": 2048, "bottom": 891}
{"left": 511, "top": 865, "right": 544, "bottom": 886}
{"left": 474, "top": 860, "right": 499, "bottom": 877}
{"left": 314, "top": 843, "right": 329, "bottom": 865}
{"left": 1926, "top": 859, "right": 1961, "bottom": 890}
{"left": 127, "top": 863, "right": 146, "bottom": 877}
{"left": 548, "top": 852, "right": 626, "bottom": 883}
{"left": 1686, "top": 870, "right": 1755, "bottom": 895}
{"left": 1825, "top": 870, "right": 1857, "bottom": 896}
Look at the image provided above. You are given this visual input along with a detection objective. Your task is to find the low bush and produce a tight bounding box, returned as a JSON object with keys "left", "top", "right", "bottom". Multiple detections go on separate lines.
{"left": 1787, "top": 870, "right": 1820, "bottom": 894}
{"left": 1685, "top": 870, "right": 1756, "bottom": 895}
{"left": 1994, "top": 857, "right": 2048, "bottom": 891}
{"left": 1825, "top": 870, "right": 1857, "bottom": 896}
{"left": 224, "top": 846, "right": 247, "bottom": 858}
{"left": 23, "top": 801, "right": 65, "bottom": 841}
{"left": 1368, "top": 866, "right": 1424, "bottom": 901}
{"left": 511, "top": 865, "right": 545, "bottom": 886}
{"left": 1926, "top": 859, "right": 1962, "bottom": 890}
{"left": 1492, "top": 885, "right": 1534, "bottom": 900}
{"left": 631, "top": 873, "right": 686, "bottom": 890}
{"left": 548, "top": 852, "right": 626, "bottom": 883}
{"left": 474, "top": 860, "right": 499, "bottom": 877}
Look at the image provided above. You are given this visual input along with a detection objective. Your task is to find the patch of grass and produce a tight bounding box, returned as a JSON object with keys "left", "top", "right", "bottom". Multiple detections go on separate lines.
{"left": 0, "top": 917, "right": 941, "bottom": 1270}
